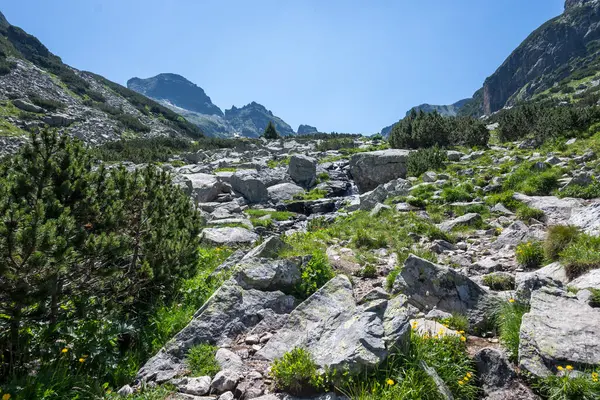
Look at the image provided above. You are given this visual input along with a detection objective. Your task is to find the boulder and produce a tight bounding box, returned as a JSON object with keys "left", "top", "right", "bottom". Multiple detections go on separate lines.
{"left": 176, "top": 376, "right": 212, "bottom": 396}
{"left": 42, "top": 113, "right": 75, "bottom": 127}
{"left": 211, "top": 370, "right": 241, "bottom": 394}
{"left": 493, "top": 221, "right": 545, "bottom": 250}
{"left": 438, "top": 213, "right": 482, "bottom": 232}
{"left": 519, "top": 287, "right": 600, "bottom": 377}
{"left": 267, "top": 183, "right": 305, "bottom": 203}
{"left": 315, "top": 180, "right": 352, "bottom": 198}
{"left": 137, "top": 259, "right": 299, "bottom": 383}
{"left": 568, "top": 202, "right": 600, "bottom": 236}
{"left": 288, "top": 155, "right": 317, "bottom": 188}
{"left": 391, "top": 255, "right": 495, "bottom": 329}
{"left": 257, "top": 275, "right": 410, "bottom": 373}
{"left": 284, "top": 198, "right": 337, "bottom": 215}
{"left": 13, "top": 99, "right": 45, "bottom": 113}
{"left": 242, "top": 236, "right": 290, "bottom": 261}
{"left": 475, "top": 348, "right": 539, "bottom": 400}
{"left": 234, "top": 258, "right": 302, "bottom": 292}
{"left": 359, "top": 178, "right": 411, "bottom": 211}
{"left": 515, "top": 262, "right": 567, "bottom": 302}
{"left": 183, "top": 173, "right": 225, "bottom": 203}
{"left": 201, "top": 227, "right": 259, "bottom": 246}
{"left": 570, "top": 269, "right": 600, "bottom": 290}
{"left": 350, "top": 149, "right": 411, "bottom": 193}
{"left": 215, "top": 349, "right": 243, "bottom": 373}
{"left": 231, "top": 170, "right": 269, "bottom": 203}
{"left": 513, "top": 193, "right": 582, "bottom": 225}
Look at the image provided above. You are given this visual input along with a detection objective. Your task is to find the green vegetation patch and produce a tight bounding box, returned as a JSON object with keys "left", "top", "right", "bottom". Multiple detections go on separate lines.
{"left": 186, "top": 343, "right": 220, "bottom": 377}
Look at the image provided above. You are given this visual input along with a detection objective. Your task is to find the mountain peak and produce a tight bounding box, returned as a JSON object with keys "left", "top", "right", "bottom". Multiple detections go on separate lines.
{"left": 565, "top": 0, "right": 598, "bottom": 10}
{"left": 0, "top": 11, "right": 9, "bottom": 30}
{"left": 127, "top": 73, "right": 223, "bottom": 117}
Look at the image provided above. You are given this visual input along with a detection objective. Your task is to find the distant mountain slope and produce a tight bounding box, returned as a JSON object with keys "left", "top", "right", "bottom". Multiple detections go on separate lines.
{"left": 127, "top": 74, "right": 295, "bottom": 138}
{"left": 460, "top": 0, "right": 600, "bottom": 115}
{"left": 127, "top": 73, "right": 223, "bottom": 117}
{"left": 380, "top": 99, "right": 470, "bottom": 137}
{"left": 224, "top": 102, "right": 294, "bottom": 138}
{"left": 0, "top": 11, "right": 203, "bottom": 148}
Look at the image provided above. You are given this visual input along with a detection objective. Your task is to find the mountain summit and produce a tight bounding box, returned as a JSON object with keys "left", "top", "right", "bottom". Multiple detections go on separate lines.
{"left": 127, "top": 73, "right": 223, "bottom": 117}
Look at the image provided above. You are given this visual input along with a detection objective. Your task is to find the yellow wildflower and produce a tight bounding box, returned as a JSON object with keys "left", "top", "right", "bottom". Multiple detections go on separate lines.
{"left": 508, "top": 298, "right": 515, "bottom": 303}
{"left": 3, "top": 394, "right": 11, "bottom": 400}
{"left": 466, "top": 372, "right": 473, "bottom": 378}
{"left": 386, "top": 379, "right": 395, "bottom": 386}
{"left": 79, "top": 358, "right": 85, "bottom": 363}
{"left": 460, "top": 336, "right": 467, "bottom": 342}
{"left": 557, "top": 366, "right": 564, "bottom": 371}
{"left": 592, "top": 372, "right": 598, "bottom": 378}
{"left": 61, "top": 347, "right": 69, "bottom": 354}
{"left": 566, "top": 365, "right": 574, "bottom": 371}
{"left": 464, "top": 376, "right": 470, "bottom": 381}
{"left": 458, "top": 330, "right": 465, "bottom": 334}
{"left": 458, "top": 380, "right": 465, "bottom": 385}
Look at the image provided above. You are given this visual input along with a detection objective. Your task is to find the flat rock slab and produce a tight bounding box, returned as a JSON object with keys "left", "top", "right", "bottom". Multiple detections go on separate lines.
{"left": 202, "top": 227, "right": 259, "bottom": 246}
{"left": 519, "top": 287, "right": 600, "bottom": 377}
{"left": 438, "top": 213, "right": 482, "bottom": 232}
{"left": 513, "top": 193, "right": 583, "bottom": 225}
{"left": 257, "top": 275, "right": 411, "bottom": 374}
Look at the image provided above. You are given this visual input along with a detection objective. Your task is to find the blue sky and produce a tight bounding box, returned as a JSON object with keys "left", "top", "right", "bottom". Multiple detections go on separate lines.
{"left": 3, "top": 0, "right": 564, "bottom": 133}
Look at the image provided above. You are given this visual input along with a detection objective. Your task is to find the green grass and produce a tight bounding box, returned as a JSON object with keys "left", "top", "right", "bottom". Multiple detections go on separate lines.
{"left": 251, "top": 217, "right": 274, "bottom": 229}
{"left": 544, "top": 225, "right": 581, "bottom": 261}
{"left": 590, "top": 288, "right": 600, "bottom": 308}
{"left": 271, "top": 348, "right": 323, "bottom": 396}
{"left": 558, "top": 179, "right": 600, "bottom": 199}
{"left": 214, "top": 167, "right": 237, "bottom": 172}
{"left": 338, "top": 333, "right": 478, "bottom": 400}
{"left": 534, "top": 370, "right": 600, "bottom": 400}
{"left": 495, "top": 300, "right": 529, "bottom": 362}
{"left": 560, "top": 234, "right": 600, "bottom": 279}
{"left": 504, "top": 163, "right": 562, "bottom": 196}
{"left": 292, "top": 188, "right": 328, "bottom": 201}
{"left": 0, "top": 118, "right": 27, "bottom": 136}
{"left": 295, "top": 250, "right": 335, "bottom": 299}
{"left": 186, "top": 344, "right": 220, "bottom": 377}
{"left": 515, "top": 241, "right": 545, "bottom": 269}
{"left": 267, "top": 156, "right": 291, "bottom": 168}
{"left": 482, "top": 273, "right": 515, "bottom": 291}
{"left": 516, "top": 206, "right": 545, "bottom": 222}
{"left": 438, "top": 313, "right": 470, "bottom": 333}
{"left": 244, "top": 209, "right": 295, "bottom": 221}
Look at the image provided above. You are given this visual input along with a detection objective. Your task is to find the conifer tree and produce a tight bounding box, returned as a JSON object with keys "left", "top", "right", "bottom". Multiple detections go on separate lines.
{"left": 263, "top": 121, "right": 279, "bottom": 139}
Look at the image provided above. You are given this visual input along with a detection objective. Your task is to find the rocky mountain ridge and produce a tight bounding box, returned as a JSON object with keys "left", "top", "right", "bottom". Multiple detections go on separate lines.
{"left": 127, "top": 74, "right": 296, "bottom": 138}
{"left": 382, "top": 0, "right": 600, "bottom": 134}
{"left": 0, "top": 11, "right": 203, "bottom": 152}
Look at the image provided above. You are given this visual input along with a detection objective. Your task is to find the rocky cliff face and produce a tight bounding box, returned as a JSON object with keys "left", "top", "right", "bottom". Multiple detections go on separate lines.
{"left": 224, "top": 102, "right": 295, "bottom": 138}
{"left": 0, "top": 12, "right": 202, "bottom": 152}
{"left": 481, "top": 0, "right": 600, "bottom": 114}
{"left": 127, "top": 74, "right": 223, "bottom": 117}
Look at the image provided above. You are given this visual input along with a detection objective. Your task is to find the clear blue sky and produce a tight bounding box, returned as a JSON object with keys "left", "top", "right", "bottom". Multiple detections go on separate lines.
{"left": 2, "top": 0, "right": 564, "bottom": 133}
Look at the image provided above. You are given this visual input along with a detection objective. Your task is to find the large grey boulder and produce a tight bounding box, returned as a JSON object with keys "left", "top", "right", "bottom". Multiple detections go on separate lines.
{"left": 570, "top": 268, "right": 600, "bottom": 290}
{"left": 515, "top": 262, "right": 567, "bottom": 302}
{"left": 14, "top": 98, "right": 45, "bottom": 113}
{"left": 234, "top": 258, "right": 302, "bottom": 292}
{"left": 231, "top": 170, "right": 269, "bottom": 203}
{"left": 201, "top": 227, "right": 259, "bottom": 246}
{"left": 137, "top": 258, "right": 300, "bottom": 383}
{"left": 359, "top": 178, "right": 412, "bottom": 211}
{"left": 391, "top": 255, "right": 495, "bottom": 329}
{"left": 257, "top": 275, "right": 411, "bottom": 373}
{"left": 513, "top": 193, "right": 582, "bottom": 225}
{"left": 569, "top": 202, "right": 600, "bottom": 236}
{"left": 519, "top": 287, "right": 600, "bottom": 377}
{"left": 493, "top": 221, "right": 545, "bottom": 250}
{"left": 184, "top": 173, "right": 225, "bottom": 203}
{"left": 350, "top": 149, "right": 411, "bottom": 193}
{"left": 215, "top": 348, "right": 243, "bottom": 373}
{"left": 267, "top": 183, "right": 305, "bottom": 203}
{"left": 242, "top": 236, "right": 290, "bottom": 261}
{"left": 475, "top": 348, "right": 539, "bottom": 400}
{"left": 438, "top": 213, "right": 482, "bottom": 232}
{"left": 175, "top": 376, "right": 212, "bottom": 396}
{"left": 288, "top": 155, "right": 317, "bottom": 189}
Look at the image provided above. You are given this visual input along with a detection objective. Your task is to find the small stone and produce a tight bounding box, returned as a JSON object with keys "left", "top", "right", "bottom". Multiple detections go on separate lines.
{"left": 245, "top": 335, "right": 260, "bottom": 345}
{"left": 211, "top": 370, "right": 241, "bottom": 394}
{"left": 117, "top": 384, "right": 134, "bottom": 396}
